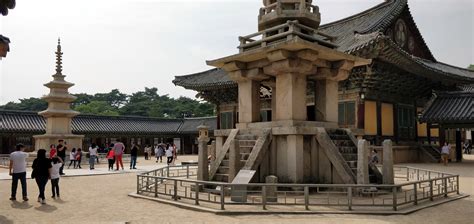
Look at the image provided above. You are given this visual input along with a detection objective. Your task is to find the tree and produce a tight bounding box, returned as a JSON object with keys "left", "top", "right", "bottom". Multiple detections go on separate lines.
{"left": 0, "top": 97, "right": 47, "bottom": 111}
{"left": 93, "top": 89, "right": 127, "bottom": 108}
{"left": 74, "top": 101, "right": 120, "bottom": 116}
{"left": 468, "top": 64, "right": 474, "bottom": 71}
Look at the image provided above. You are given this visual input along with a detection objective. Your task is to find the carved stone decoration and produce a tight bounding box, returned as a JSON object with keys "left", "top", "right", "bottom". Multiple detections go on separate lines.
{"left": 395, "top": 19, "right": 407, "bottom": 48}
{"left": 408, "top": 36, "right": 415, "bottom": 53}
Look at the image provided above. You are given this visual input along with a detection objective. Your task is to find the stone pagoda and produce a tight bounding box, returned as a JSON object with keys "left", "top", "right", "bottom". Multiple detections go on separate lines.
{"left": 203, "top": 0, "right": 374, "bottom": 185}
{"left": 34, "top": 39, "right": 83, "bottom": 151}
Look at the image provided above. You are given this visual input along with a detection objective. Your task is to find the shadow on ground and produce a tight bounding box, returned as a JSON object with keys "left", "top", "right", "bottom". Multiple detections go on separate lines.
{"left": 10, "top": 201, "right": 33, "bottom": 209}
{"left": 0, "top": 215, "right": 13, "bottom": 224}
{"left": 34, "top": 204, "right": 57, "bottom": 213}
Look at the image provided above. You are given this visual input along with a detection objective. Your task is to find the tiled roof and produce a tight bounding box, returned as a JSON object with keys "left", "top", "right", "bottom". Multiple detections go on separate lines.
{"left": 173, "top": 68, "right": 235, "bottom": 91}
{"left": 179, "top": 117, "right": 217, "bottom": 134}
{"left": 0, "top": 110, "right": 216, "bottom": 135}
{"left": 419, "top": 92, "right": 474, "bottom": 124}
{"left": 173, "top": 0, "right": 474, "bottom": 90}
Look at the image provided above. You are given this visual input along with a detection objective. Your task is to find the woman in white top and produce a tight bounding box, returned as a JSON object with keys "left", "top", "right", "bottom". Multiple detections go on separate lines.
{"left": 50, "top": 157, "right": 63, "bottom": 198}
{"left": 165, "top": 144, "right": 174, "bottom": 165}
{"left": 67, "top": 148, "right": 76, "bottom": 169}
{"left": 89, "top": 143, "right": 98, "bottom": 170}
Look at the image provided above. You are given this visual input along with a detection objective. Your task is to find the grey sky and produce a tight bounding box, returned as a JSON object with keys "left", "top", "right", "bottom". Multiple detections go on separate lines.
{"left": 0, "top": 0, "right": 472, "bottom": 104}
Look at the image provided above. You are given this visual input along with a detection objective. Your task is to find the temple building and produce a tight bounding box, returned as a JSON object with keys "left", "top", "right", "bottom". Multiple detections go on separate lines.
{"left": 174, "top": 0, "right": 473, "bottom": 150}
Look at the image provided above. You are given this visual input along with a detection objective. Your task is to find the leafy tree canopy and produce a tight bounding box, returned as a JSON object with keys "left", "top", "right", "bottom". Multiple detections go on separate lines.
{"left": 468, "top": 64, "right": 474, "bottom": 71}
{"left": 0, "top": 88, "right": 215, "bottom": 118}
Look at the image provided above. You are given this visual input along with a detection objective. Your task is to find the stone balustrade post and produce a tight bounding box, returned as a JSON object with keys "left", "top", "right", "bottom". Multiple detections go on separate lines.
{"left": 383, "top": 140, "right": 394, "bottom": 184}
{"left": 357, "top": 139, "right": 369, "bottom": 184}
{"left": 229, "top": 139, "right": 240, "bottom": 182}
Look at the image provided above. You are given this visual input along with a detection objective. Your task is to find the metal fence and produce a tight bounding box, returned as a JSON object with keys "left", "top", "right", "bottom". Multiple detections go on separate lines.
{"left": 136, "top": 165, "right": 460, "bottom": 212}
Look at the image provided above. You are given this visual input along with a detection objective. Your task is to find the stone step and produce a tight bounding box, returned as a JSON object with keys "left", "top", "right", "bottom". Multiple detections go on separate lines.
{"left": 331, "top": 140, "right": 355, "bottom": 147}
{"left": 327, "top": 129, "right": 348, "bottom": 136}
{"left": 217, "top": 166, "right": 229, "bottom": 174}
{"left": 329, "top": 134, "right": 351, "bottom": 140}
{"left": 240, "top": 152, "right": 251, "bottom": 160}
{"left": 239, "top": 147, "right": 253, "bottom": 154}
{"left": 347, "top": 160, "right": 357, "bottom": 168}
{"left": 236, "top": 135, "right": 258, "bottom": 140}
{"left": 222, "top": 160, "right": 229, "bottom": 166}
{"left": 341, "top": 153, "right": 358, "bottom": 161}
{"left": 214, "top": 173, "right": 229, "bottom": 182}
{"left": 239, "top": 140, "right": 258, "bottom": 146}
{"left": 338, "top": 147, "right": 357, "bottom": 154}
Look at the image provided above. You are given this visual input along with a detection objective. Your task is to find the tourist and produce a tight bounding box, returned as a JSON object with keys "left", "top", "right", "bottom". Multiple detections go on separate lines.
{"left": 441, "top": 142, "right": 450, "bottom": 166}
{"left": 50, "top": 156, "right": 63, "bottom": 199}
{"left": 130, "top": 143, "right": 138, "bottom": 169}
{"left": 49, "top": 144, "right": 56, "bottom": 159}
{"left": 144, "top": 145, "right": 149, "bottom": 160}
{"left": 172, "top": 143, "right": 178, "bottom": 161}
{"left": 463, "top": 140, "right": 471, "bottom": 154}
{"left": 370, "top": 150, "right": 379, "bottom": 164}
{"left": 106, "top": 144, "right": 115, "bottom": 171}
{"left": 114, "top": 140, "right": 125, "bottom": 170}
{"left": 56, "top": 140, "right": 67, "bottom": 175}
{"left": 75, "top": 148, "right": 83, "bottom": 169}
{"left": 9, "top": 143, "right": 29, "bottom": 201}
{"left": 67, "top": 148, "right": 77, "bottom": 169}
{"left": 89, "top": 143, "right": 98, "bottom": 170}
{"left": 156, "top": 144, "right": 165, "bottom": 163}
{"left": 31, "top": 149, "right": 52, "bottom": 204}
{"left": 165, "top": 144, "right": 174, "bottom": 165}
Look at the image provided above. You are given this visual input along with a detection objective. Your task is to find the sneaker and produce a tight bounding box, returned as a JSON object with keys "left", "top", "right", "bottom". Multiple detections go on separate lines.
{"left": 37, "top": 198, "right": 41, "bottom": 202}
{"left": 41, "top": 199, "right": 46, "bottom": 204}
{"left": 52, "top": 196, "right": 56, "bottom": 199}
{"left": 23, "top": 197, "right": 28, "bottom": 202}
{"left": 9, "top": 197, "right": 16, "bottom": 201}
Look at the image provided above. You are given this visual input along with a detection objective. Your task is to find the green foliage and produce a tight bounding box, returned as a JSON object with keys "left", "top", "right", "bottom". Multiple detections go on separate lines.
{"left": 0, "top": 97, "right": 48, "bottom": 111}
{"left": 468, "top": 64, "right": 474, "bottom": 71}
{"left": 75, "top": 101, "right": 120, "bottom": 116}
{"left": 0, "top": 88, "right": 215, "bottom": 118}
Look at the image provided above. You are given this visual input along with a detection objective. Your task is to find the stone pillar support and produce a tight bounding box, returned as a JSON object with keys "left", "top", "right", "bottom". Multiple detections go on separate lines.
{"left": 265, "top": 175, "right": 278, "bottom": 202}
{"left": 197, "top": 139, "right": 209, "bottom": 181}
{"left": 382, "top": 139, "right": 394, "bottom": 185}
{"left": 286, "top": 135, "right": 304, "bottom": 183}
{"left": 357, "top": 139, "right": 369, "bottom": 185}
{"left": 315, "top": 79, "right": 339, "bottom": 123}
{"left": 229, "top": 139, "right": 241, "bottom": 182}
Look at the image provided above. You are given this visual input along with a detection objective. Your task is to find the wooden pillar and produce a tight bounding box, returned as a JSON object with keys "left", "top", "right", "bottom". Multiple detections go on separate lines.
{"left": 439, "top": 126, "right": 446, "bottom": 146}
{"left": 393, "top": 104, "right": 399, "bottom": 144}
{"left": 426, "top": 123, "right": 432, "bottom": 145}
{"left": 376, "top": 100, "right": 382, "bottom": 145}
{"left": 216, "top": 105, "right": 221, "bottom": 130}
{"left": 357, "top": 100, "right": 365, "bottom": 130}
{"left": 456, "top": 129, "right": 462, "bottom": 162}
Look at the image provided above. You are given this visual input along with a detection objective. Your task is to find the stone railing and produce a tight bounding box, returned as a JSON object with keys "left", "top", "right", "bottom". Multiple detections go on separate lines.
{"left": 258, "top": 0, "right": 320, "bottom": 20}
{"left": 238, "top": 20, "right": 336, "bottom": 52}
{"left": 134, "top": 164, "right": 463, "bottom": 214}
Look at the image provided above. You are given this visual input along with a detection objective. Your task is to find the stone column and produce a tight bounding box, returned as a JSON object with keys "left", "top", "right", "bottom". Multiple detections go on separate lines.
{"left": 209, "top": 141, "right": 216, "bottom": 162}
{"left": 357, "top": 139, "right": 369, "bottom": 184}
{"left": 286, "top": 135, "right": 304, "bottom": 182}
{"left": 197, "top": 139, "right": 209, "bottom": 181}
{"left": 315, "top": 79, "right": 339, "bottom": 123}
{"left": 228, "top": 139, "right": 240, "bottom": 182}
{"left": 237, "top": 79, "right": 261, "bottom": 124}
{"left": 265, "top": 175, "right": 278, "bottom": 202}
{"left": 382, "top": 140, "right": 394, "bottom": 184}
{"left": 275, "top": 72, "right": 307, "bottom": 121}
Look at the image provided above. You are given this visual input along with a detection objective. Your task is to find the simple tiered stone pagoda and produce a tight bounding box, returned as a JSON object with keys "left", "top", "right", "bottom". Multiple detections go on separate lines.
{"left": 33, "top": 39, "right": 84, "bottom": 151}
{"left": 198, "top": 0, "right": 372, "bottom": 185}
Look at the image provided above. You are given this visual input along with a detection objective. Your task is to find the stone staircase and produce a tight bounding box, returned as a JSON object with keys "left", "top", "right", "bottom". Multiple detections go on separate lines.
{"left": 421, "top": 145, "right": 441, "bottom": 162}
{"left": 212, "top": 133, "right": 258, "bottom": 183}
{"left": 327, "top": 129, "right": 379, "bottom": 184}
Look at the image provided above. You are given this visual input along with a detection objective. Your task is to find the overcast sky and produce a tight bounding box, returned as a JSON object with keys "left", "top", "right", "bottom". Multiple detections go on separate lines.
{"left": 0, "top": 0, "right": 472, "bottom": 104}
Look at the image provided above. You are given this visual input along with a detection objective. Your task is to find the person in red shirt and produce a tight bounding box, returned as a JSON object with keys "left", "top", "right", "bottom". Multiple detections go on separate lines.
{"left": 49, "top": 144, "right": 57, "bottom": 159}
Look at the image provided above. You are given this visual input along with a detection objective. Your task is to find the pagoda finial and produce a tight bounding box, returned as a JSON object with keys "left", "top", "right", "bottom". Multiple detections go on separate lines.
{"left": 55, "top": 37, "right": 63, "bottom": 77}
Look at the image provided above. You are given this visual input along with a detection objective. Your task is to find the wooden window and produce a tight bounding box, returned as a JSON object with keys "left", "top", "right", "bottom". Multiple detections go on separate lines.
{"left": 397, "top": 105, "right": 415, "bottom": 139}
{"left": 220, "top": 112, "right": 234, "bottom": 129}
{"left": 338, "top": 101, "right": 356, "bottom": 127}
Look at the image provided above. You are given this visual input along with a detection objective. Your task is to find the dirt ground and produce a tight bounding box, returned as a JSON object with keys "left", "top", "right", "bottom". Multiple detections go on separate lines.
{"left": 0, "top": 155, "right": 473, "bottom": 224}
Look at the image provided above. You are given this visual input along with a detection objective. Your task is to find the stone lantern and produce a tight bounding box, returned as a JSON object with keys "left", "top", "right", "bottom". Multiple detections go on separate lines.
{"left": 197, "top": 123, "right": 210, "bottom": 181}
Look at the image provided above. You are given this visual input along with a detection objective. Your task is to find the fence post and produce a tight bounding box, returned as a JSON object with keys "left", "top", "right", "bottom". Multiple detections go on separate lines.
{"left": 195, "top": 182, "right": 200, "bottom": 205}
{"left": 413, "top": 183, "right": 418, "bottom": 205}
{"left": 347, "top": 187, "right": 352, "bottom": 211}
{"left": 262, "top": 186, "right": 267, "bottom": 210}
{"left": 429, "top": 180, "right": 434, "bottom": 201}
{"left": 167, "top": 166, "right": 170, "bottom": 177}
{"left": 136, "top": 175, "right": 140, "bottom": 194}
{"left": 154, "top": 177, "right": 158, "bottom": 197}
{"left": 444, "top": 177, "right": 448, "bottom": 198}
{"left": 220, "top": 184, "right": 225, "bottom": 210}
{"left": 173, "top": 180, "right": 178, "bottom": 201}
{"left": 406, "top": 167, "right": 409, "bottom": 181}
{"left": 186, "top": 165, "right": 190, "bottom": 179}
{"left": 305, "top": 186, "right": 310, "bottom": 211}
{"left": 392, "top": 186, "right": 397, "bottom": 211}
{"left": 456, "top": 176, "right": 460, "bottom": 195}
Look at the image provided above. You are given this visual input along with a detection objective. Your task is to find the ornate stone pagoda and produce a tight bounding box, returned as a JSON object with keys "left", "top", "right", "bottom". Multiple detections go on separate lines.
{"left": 34, "top": 39, "right": 84, "bottom": 151}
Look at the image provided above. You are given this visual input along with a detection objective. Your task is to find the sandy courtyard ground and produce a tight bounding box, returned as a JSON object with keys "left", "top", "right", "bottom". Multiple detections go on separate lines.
{"left": 0, "top": 155, "right": 473, "bottom": 224}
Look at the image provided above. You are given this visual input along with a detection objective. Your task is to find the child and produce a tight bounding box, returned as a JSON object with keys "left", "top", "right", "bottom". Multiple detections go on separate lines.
{"left": 68, "top": 148, "right": 76, "bottom": 169}
{"left": 106, "top": 146, "right": 115, "bottom": 171}
{"left": 50, "top": 157, "right": 63, "bottom": 199}
{"left": 75, "top": 148, "right": 82, "bottom": 169}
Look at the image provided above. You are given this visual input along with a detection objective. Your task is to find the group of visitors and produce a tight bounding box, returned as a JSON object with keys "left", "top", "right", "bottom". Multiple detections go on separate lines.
{"left": 463, "top": 140, "right": 472, "bottom": 154}
{"left": 47, "top": 140, "right": 68, "bottom": 175}
{"left": 9, "top": 142, "right": 64, "bottom": 205}
{"left": 153, "top": 143, "right": 177, "bottom": 165}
